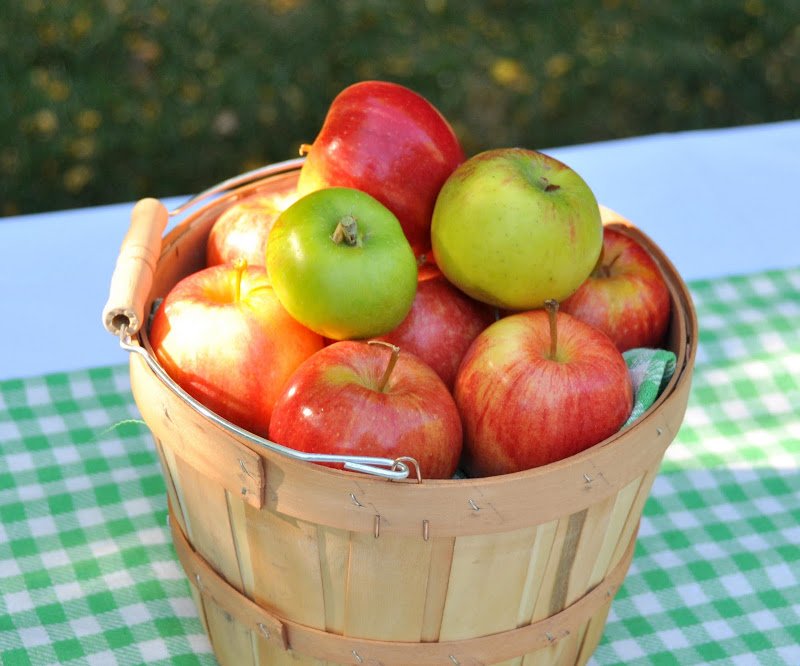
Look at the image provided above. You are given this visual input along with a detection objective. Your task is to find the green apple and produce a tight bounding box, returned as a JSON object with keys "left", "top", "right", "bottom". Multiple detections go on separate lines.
{"left": 266, "top": 187, "right": 418, "bottom": 340}
{"left": 430, "top": 148, "right": 603, "bottom": 310}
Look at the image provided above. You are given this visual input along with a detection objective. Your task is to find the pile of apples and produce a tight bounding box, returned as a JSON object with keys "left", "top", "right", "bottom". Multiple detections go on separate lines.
{"left": 150, "top": 81, "right": 671, "bottom": 480}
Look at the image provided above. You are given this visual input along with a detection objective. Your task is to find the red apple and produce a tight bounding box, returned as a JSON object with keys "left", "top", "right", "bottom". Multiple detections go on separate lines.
{"left": 455, "top": 301, "right": 632, "bottom": 476}
{"left": 149, "top": 260, "right": 325, "bottom": 437}
{"left": 268, "top": 340, "right": 463, "bottom": 479}
{"left": 297, "top": 80, "right": 465, "bottom": 257}
{"left": 206, "top": 192, "right": 286, "bottom": 270}
{"left": 561, "top": 227, "right": 671, "bottom": 351}
{"left": 375, "top": 269, "right": 496, "bottom": 390}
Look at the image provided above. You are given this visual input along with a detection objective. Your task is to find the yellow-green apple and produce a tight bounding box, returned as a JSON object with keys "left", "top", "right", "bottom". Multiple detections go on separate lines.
{"left": 268, "top": 340, "right": 463, "bottom": 479}
{"left": 375, "top": 268, "right": 496, "bottom": 390}
{"left": 431, "top": 148, "right": 602, "bottom": 310}
{"left": 455, "top": 301, "right": 632, "bottom": 476}
{"left": 297, "top": 80, "right": 465, "bottom": 257}
{"left": 206, "top": 192, "right": 289, "bottom": 269}
{"left": 267, "top": 187, "right": 418, "bottom": 340}
{"left": 149, "top": 260, "right": 324, "bottom": 437}
{"left": 561, "top": 227, "right": 671, "bottom": 351}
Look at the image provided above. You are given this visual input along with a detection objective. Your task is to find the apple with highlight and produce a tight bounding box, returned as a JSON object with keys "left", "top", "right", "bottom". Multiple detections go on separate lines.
{"left": 561, "top": 226, "right": 671, "bottom": 351}
{"left": 455, "top": 301, "right": 633, "bottom": 476}
{"left": 431, "top": 148, "right": 602, "bottom": 310}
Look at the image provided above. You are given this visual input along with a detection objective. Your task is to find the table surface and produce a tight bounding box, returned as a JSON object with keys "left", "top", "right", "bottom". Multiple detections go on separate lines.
{"left": 1, "top": 122, "right": 799, "bottom": 665}
{"left": 2, "top": 119, "right": 799, "bottom": 382}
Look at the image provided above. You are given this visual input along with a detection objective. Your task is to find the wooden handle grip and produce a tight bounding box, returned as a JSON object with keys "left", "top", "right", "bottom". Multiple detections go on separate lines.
{"left": 102, "top": 198, "right": 169, "bottom": 336}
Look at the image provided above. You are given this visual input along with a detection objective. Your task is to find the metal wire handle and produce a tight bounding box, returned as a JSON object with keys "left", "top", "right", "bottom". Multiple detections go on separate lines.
{"left": 168, "top": 157, "right": 306, "bottom": 218}
{"left": 118, "top": 325, "right": 414, "bottom": 481}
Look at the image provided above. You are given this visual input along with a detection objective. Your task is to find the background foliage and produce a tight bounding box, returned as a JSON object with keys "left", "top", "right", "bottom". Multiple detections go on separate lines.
{"left": 2, "top": 0, "right": 799, "bottom": 217}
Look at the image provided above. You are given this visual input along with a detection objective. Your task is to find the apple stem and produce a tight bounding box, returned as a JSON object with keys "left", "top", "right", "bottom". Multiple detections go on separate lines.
{"left": 592, "top": 245, "right": 605, "bottom": 274}
{"left": 331, "top": 215, "right": 362, "bottom": 247}
{"left": 233, "top": 257, "right": 248, "bottom": 302}
{"left": 544, "top": 299, "right": 559, "bottom": 360}
{"left": 540, "top": 176, "right": 561, "bottom": 193}
{"left": 299, "top": 143, "right": 313, "bottom": 156}
{"left": 368, "top": 340, "right": 401, "bottom": 393}
{"left": 602, "top": 252, "right": 622, "bottom": 277}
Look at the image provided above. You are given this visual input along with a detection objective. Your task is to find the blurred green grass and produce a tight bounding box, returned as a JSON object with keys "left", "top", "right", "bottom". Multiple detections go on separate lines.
{"left": 2, "top": 0, "right": 798, "bottom": 216}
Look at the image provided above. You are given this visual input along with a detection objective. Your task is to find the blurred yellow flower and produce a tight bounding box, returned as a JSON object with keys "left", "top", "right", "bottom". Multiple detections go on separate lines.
{"left": 77, "top": 109, "right": 102, "bottom": 132}
{"left": 149, "top": 6, "right": 168, "bottom": 25}
{"left": 744, "top": 0, "right": 765, "bottom": 17}
{"left": 47, "top": 79, "right": 70, "bottom": 102}
{"left": 384, "top": 55, "right": 413, "bottom": 77}
{"left": 179, "top": 116, "right": 203, "bottom": 138}
{"left": 69, "top": 137, "right": 96, "bottom": 160}
{"left": 195, "top": 50, "right": 216, "bottom": 70}
{"left": 541, "top": 81, "right": 564, "bottom": 113}
{"left": 269, "top": 0, "right": 306, "bottom": 15}
{"left": 545, "top": 53, "right": 574, "bottom": 79}
{"left": 702, "top": 84, "right": 724, "bottom": 109}
{"left": 142, "top": 99, "right": 162, "bottom": 121}
{"left": 492, "top": 58, "right": 521, "bottom": 85}
{"left": 71, "top": 12, "right": 92, "bottom": 39}
{"left": 31, "top": 68, "right": 49, "bottom": 89}
{"left": 180, "top": 83, "right": 203, "bottom": 104}
{"left": 127, "top": 35, "right": 162, "bottom": 64}
{"left": 29, "top": 109, "right": 59, "bottom": 135}
{"left": 1, "top": 148, "right": 19, "bottom": 176}
{"left": 37, "top": 22, "right": 60, "bottom": 45}
{"left": 491, "top": 58, "right": 535, "bottom": 92}
{"left": 30, "top": 68, "right": 70, "bottom": 100}
{"left": 63, "top": 165, "right": 93, "bottom": 193}
{"left": 105, "top": 0, "right": 127, "bottom": 15}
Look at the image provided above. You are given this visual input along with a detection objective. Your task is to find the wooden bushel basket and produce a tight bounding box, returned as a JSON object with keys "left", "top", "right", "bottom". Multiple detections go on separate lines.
{"left": 104, "top": 162, "right": 697, "bottom": 666}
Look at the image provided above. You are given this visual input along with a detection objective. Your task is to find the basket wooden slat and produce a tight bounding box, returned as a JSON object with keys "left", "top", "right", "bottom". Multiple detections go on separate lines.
{"left": 126, "top": 168, "right": 698, "bottom": 666}
{"left": 243, "top": 501, "right": 328, "bottom": 629}
{"left": 169, "top": 507, "right": 636, "bottom": 665}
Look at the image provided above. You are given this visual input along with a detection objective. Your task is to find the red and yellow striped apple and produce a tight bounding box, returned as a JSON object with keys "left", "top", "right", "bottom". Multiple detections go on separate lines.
{"left": 206, "top": 193, "right": 283, "bottom": 269}
{"left": 561, "top": 227, "right": 671, "bottom": 351}
{"left": 455, "top": 302, "right": 632, "bottom": 476}
{"left": 269, "top": 341, "right": 463, "bottom": 479}
{"left": 149, "top": 261, "right": 324, "bottom": 437}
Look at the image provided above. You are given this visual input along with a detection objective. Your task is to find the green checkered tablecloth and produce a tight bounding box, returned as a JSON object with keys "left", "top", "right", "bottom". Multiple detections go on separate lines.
{"left": 2, "top": 267, "right": 799, "bottom": 665}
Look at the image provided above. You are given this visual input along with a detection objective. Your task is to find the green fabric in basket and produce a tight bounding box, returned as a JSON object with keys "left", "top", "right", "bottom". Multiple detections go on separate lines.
{"left": 623, "top": 347, "right": 677, "bottom": 427}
